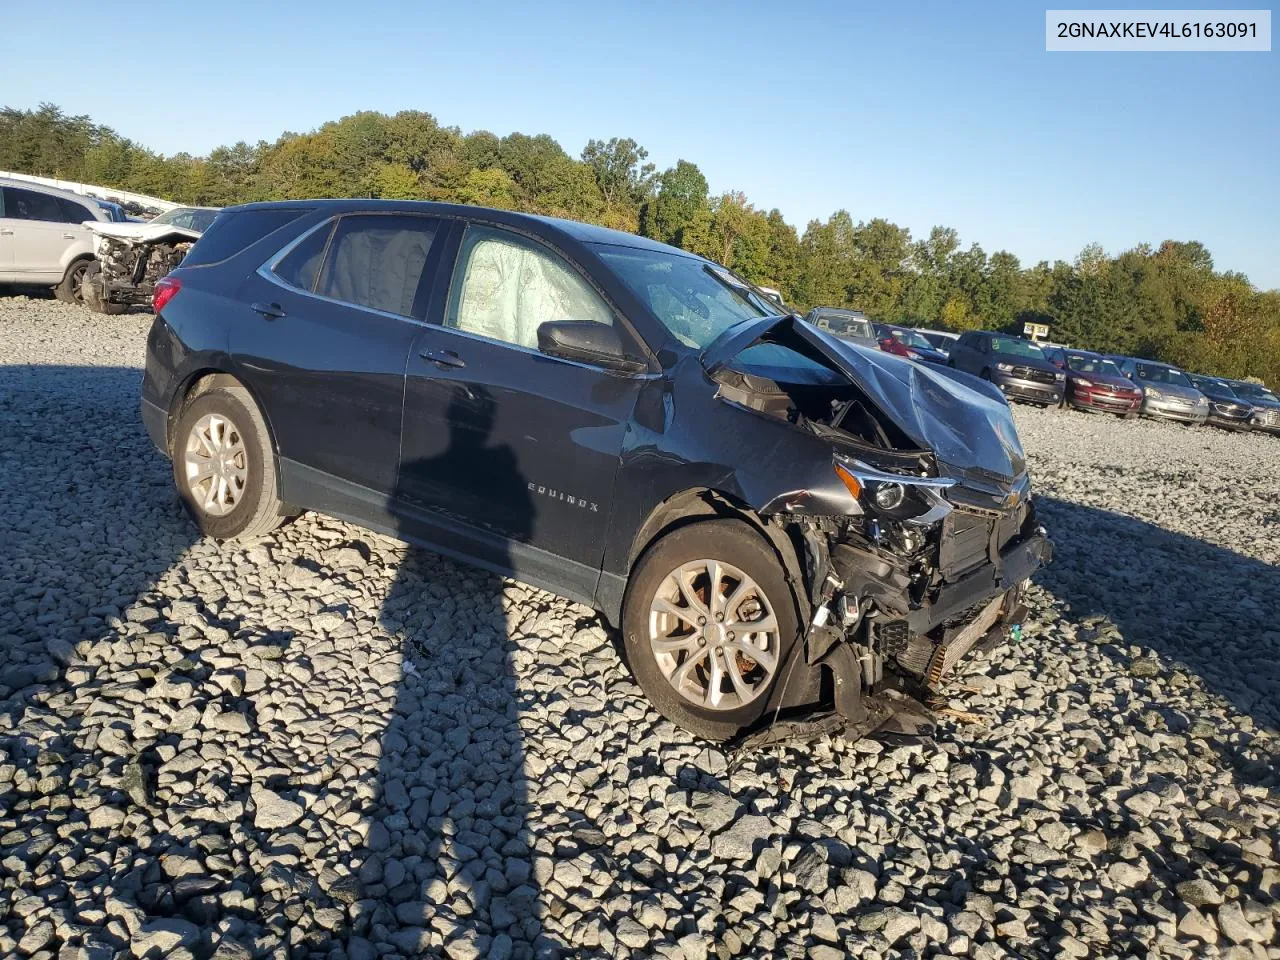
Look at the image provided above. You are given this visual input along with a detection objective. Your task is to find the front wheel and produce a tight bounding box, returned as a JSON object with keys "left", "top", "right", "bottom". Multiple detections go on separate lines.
{"left": 172, "top": 381, "right": 289, "bottom": 540}
{"left": 80, "top": 261, "right": 126, "bottom": 315}
{"left": 55, "top": 258, "right": 92, "bottom": 305}
{"left": 622, "top": 519, "right": 800, "bottom": 741}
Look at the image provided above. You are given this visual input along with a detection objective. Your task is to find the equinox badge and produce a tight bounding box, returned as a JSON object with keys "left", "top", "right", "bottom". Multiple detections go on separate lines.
{"left": 528, "top": 482, "right": 599, "bottom": 512}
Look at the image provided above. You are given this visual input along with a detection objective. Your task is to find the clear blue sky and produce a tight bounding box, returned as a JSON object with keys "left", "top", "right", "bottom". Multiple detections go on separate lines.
{"left": 4, "top": 0, "right": 1277, "bottom": 287}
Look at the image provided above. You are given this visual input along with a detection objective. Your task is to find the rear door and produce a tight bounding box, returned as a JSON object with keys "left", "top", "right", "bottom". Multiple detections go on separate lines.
{"left": 398, "top": 221, "right": 645, "bottom": 594}
{"left": 233, "top": 212, "right": 449, "bottom": 496}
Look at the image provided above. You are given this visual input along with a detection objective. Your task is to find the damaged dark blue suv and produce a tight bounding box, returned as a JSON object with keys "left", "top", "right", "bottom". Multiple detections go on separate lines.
{"left": 141, "top": 200, "right": 1051, "bottom": 740}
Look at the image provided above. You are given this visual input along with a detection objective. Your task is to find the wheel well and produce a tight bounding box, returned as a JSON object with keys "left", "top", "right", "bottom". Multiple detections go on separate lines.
{"left": 60, "top": 255, "right": 94, "bottom": 284}
{"left": 626, "top": 488, "right": 812, "bottom": 620}
{"left": 167, "top": 371, "right": 281, "bottom": 470}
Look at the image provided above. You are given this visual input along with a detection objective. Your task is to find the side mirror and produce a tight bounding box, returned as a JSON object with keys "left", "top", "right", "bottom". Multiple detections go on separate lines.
{"left": 537, "top": 320, "right": 647, "bottom": 374}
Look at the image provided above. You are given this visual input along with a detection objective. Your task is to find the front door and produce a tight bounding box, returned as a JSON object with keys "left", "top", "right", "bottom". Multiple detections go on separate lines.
{"left": 398, "top": 223, "right": 646, "bottom": 598}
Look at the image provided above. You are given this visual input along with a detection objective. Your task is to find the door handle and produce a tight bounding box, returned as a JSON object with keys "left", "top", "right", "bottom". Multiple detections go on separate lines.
{"left": 0, "top": 229, "right": 14, "bottom": 235}
{"left": 62, "top": 232, "right": 77, "bottom": 240}
{"left": 420, "top": 347, "right": 466, "bottom": 369}
{"left": 251, "top": 301, "right": 286, "bottom": 320}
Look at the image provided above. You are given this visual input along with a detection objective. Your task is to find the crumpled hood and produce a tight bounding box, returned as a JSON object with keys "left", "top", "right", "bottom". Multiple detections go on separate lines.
{"left": 84, "top": 221, "right": 203, "bottom": 244}
{"left": 703, "top": 315, "right": 1028, "bottom": 486}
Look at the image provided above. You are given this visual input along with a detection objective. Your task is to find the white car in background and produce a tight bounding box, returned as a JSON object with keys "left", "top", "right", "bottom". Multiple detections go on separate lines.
{"left": 0, "top": 177, "right": 113, "bottom": 303}
{"left": 81, "top": 206, "right": 219, "bottom": 314}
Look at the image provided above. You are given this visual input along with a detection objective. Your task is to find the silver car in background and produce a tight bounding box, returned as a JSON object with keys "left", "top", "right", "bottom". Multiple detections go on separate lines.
{"left": 805, "top": 307, "right": 878, "bottom": 347}
{"left": 1112, "top": 356, "right": 1209, "bottom": 425}
{"left": 0, "top": 177, "right": 112, "bottom": 303}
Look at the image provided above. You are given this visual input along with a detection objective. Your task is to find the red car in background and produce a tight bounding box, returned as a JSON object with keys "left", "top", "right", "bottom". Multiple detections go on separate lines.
{"left": 872, "top": 323, "right": 950, "bottom": 365}
{"left": 1062, "top": 350, "right": 1142, "bottom": 416}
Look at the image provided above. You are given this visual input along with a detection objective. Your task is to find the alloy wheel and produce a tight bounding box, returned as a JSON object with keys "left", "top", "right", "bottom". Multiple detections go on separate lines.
{"left": 647, "top": 558, "right": 780, "bottom": 711}
{"left": 70, "top": 262, "right": 88, "bottom": 303}
{"left": 183, "top": 413, "right": 248, "bottom": 517}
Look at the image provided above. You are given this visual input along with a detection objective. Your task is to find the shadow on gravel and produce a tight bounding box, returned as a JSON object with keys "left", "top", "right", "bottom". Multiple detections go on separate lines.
{"left": 0, "top": 364, "right": 196, "bottom": 717}
{"left": 1038, "top": 496, "right": 1280, "bottom": 735}
{"left": 368, "top": 386, "right": 542, "bottom": 959}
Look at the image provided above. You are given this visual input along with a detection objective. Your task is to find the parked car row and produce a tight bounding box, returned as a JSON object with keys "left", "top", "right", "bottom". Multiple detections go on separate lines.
{"left": 803, "top": 304, "right": 1280, "bottom": 436}
{"left": 0, "top": 176, "right": 215, "bottom": 312}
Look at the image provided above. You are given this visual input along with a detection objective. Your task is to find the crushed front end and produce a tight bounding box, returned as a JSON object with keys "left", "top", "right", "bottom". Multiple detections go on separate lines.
{"left": 782, "top": 455, "right": 1052, "bottom": 729}
{"left": 81, "top": 221, "right": 203, "bottom": 311}
{"left": 702, "top": 314, "right": 1053, "bottom": 735}
{"left": 88, "top": 234, "right": 194, "bottom": 308}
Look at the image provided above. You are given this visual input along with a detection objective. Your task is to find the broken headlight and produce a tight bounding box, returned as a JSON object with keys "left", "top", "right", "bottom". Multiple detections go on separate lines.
{"left": 833, "top": 456, "right": 955, "bottom": 526}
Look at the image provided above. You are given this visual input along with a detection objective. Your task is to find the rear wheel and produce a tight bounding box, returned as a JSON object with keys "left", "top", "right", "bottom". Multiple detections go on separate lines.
{"left": 622, "top": 519, "right": 800, "bottom": 741}
{"left": 54, "top": 258, "right": 91, "bottom": 305}
{"left": 80, "top": 261, "right": 126, "bottom": 315}
{"left": 172, "top": 382, "right": 289, "bottom": 540}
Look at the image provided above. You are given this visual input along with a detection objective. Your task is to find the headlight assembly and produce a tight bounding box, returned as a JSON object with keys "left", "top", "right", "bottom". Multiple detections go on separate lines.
{"left": 1145, "top": 386, "right": 1163, "bottom": 398}
{"left": 996, "top": 362, "right": 1014, "bottom": 372}
{"left": 872, "top": 482, "right": 905, "bottom": 510}
{"left": 833, "top": 457, "right": 956, "bottom": 525}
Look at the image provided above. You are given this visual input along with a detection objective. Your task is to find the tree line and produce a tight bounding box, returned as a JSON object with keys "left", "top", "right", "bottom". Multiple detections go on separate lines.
{"left": 3, "top": 103, "right": 1276, "bottom": 387}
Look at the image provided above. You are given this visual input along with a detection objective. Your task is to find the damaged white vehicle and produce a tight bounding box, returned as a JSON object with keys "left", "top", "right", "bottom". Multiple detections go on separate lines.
{"left": 81, "top": 206, "right": 218, "bottom": 314}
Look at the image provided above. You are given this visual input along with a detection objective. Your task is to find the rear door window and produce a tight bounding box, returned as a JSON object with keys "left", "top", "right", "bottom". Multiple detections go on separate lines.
{"left": 314, "top": 214, "right": 441, "bottom": 318}
{"left": 272, "top": 222, "right": 335, "bottom": 293}
{"left": 58, "top": 197, "right": 93, "bottom": 223}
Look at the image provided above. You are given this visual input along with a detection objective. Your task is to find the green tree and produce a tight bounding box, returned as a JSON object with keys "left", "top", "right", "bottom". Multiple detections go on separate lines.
{"left": 640, "top": 160, "right": 709, "bottom": 247}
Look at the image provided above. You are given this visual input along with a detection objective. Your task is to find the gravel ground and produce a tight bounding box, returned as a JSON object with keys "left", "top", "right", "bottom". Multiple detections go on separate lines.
{"left": 1, "top": 296, "right": 1277, "bottom": 960}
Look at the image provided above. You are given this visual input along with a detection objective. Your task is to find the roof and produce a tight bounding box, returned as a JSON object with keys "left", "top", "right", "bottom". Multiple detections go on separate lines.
{"left": 0, "top": 176, "right": 101, "bottom": 205}
{"left": 228, "top": 198, "right": 690, "bottom": 256}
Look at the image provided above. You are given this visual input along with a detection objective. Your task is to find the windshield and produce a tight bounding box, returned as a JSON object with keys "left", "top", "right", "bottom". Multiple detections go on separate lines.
{"left": 595, "top": 246, "right": 769, "bottom": 348}
{"left": 1135, "top": 363, "right": 1191, "bottom": 386}
{"left": 1232, "top": 381, "right": 1276, "bottom": 400}
{"left": 1192, "top": 377, "right": 1235, "bottom": 396}
{"left": 1066, "top": 354, "right": 1123, "bottom": 377}
{"left": 150, "top": 207, "right": 218, "bottom": 231}
{"left": 188, "top": 209, "right": 219, "bottom": 231}
{"left": 990, "top": 336, "right": 1047, "bottom": 361}
{"left": 891, "top": 328, "right": 933, "bottom": 350}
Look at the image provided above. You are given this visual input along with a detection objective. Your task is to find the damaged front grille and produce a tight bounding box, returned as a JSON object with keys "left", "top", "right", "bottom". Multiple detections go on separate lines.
{"left": 98, "top": 237, "right": 193, "bottom": 304}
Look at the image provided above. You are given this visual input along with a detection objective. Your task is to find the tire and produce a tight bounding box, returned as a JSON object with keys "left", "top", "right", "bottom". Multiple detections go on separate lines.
{"left": 54, "top": 258, "right": 92, "bottom": 305}
{"left": 80, "top": 261, "right": 126, "bottom": 315}
{"left": 621, "top": 519, "right": 801, "bottom": 740}
{"left": 172, "top": 381, "right": 288, "bottom": 540}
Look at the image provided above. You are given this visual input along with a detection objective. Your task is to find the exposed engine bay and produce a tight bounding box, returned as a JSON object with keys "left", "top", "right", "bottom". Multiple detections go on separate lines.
{"left": 704, "top": 315, "right": 1053, "bottom": 737}
{"left": 81, "top": 221, "right": 201, "bottom": 313}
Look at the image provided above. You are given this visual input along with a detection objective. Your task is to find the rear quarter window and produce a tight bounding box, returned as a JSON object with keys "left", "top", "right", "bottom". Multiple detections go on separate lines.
{"left": 183, "top": 208, "right": 311, "bottom": 268}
